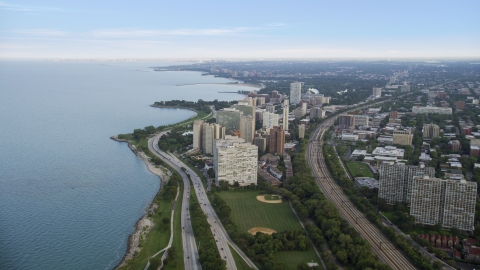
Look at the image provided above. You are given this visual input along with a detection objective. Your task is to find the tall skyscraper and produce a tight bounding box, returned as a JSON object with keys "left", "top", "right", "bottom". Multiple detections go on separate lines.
{"left": 378, "top": 163, "right": 406, "bottom": 204}
{"left": 263, "top": 112, "right": 279, "bottom": 129}
{"left": 201, "top": 122, "right": 225, "bottom": 154}
{"left": 214, "top": 135, "right": 258, "bottom": 186}
{"left": 299, "top": 124, "right": 305, "bottom": 139}
{"left": 379, "top": 163, "right": 435, "bottom": 205}
{"left": 193, "top": 119, "right": 204, "bottom": 149}
{"left": 290, "top": 81, "right": 302, "bottom": 105}
{"left": 269, "top": 126, "right": 285, "bottom": 154}
{"left": 283, "top": 99, "right": 289, "bottom": 131}
{"left": 217, "top": 108, "right": 243, "bottom": 135}
{"left": 240, "top": 115, "right": 255, "bottom": 143}
{"left": 410, "top": 176, "right": 476, "bottom": 232}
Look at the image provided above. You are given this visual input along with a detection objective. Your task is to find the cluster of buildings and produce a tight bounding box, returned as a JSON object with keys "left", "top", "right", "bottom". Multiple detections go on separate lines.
{"left": 377, "top": 161, "right": 477, "bottom": 232}
{"left": 191, "top": 81, "right": 331, "bottom": 187}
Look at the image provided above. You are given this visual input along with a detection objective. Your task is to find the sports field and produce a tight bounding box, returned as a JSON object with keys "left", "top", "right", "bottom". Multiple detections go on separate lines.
{"left": 218, "top": 191, "right": 302, "bottom": 233}
{"left": 346, "top": 162, "right": 374, "bottom": 178}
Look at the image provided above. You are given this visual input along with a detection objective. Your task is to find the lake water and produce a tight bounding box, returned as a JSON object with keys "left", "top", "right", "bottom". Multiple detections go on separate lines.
{"left": 0, "top": 60, "right": 256, "bottom": 270}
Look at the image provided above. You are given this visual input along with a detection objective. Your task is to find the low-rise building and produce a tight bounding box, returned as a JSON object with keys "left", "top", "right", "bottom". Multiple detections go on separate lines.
{"left": 412, "top": 106, "right": 452, "bottom": 115}
{"left": 372, "top": 146, "right": 405, "bottom": 159}
{"left": 354, "top": 177, "right": 379, "bottom": 189}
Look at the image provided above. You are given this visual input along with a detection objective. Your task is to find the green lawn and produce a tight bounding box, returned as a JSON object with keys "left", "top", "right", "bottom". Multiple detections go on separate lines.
{"left": 218, "top": 190, "right": 302, "bottom": 233}
{"left": 275, "top": 250, "right": 322, "bottom": 270}
{"left": 264, "top": 195, "right": 280, "bottom": 200}
{"left": 119, "top": 184, "right": 183, "bottom": 270}
{"left": 163, "top": 185, "right": 185, "bottom": 270}
{"left": 346, "top": 162, "right": 374, "bottom": 178}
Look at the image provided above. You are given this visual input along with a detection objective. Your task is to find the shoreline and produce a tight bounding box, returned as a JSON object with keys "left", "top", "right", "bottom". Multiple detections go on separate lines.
{"left": 110, "top": 135, "right": 171, "bottom": 269}
{"left": 176, "top": 82, "right": 260, "bottom": 88}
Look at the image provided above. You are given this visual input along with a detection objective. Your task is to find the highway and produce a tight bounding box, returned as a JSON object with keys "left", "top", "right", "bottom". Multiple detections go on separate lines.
{"left": 307, "top": 117, "right": 417, "bottom": 270}
{"left": 150, "top": 132, "right": 258, "bottom": 270}
{"left": 148, "top": 133, "right": 201, "bottom": 270}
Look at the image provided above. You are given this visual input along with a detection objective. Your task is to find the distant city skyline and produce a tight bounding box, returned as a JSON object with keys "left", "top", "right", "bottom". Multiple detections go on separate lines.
{"left": 1, "top": 0, "right": 479, "bottom": 59}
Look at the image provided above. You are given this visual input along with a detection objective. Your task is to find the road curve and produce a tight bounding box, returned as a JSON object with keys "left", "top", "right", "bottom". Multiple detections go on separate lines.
{"left": 163, "top": 150, "right": 259, "bottom": 270}
{"left": 148, "top": 133, "right": 201, "bottom": 270}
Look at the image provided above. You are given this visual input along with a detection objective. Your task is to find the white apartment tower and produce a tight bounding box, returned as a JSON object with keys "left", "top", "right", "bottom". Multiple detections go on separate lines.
{"left": 378, "top": 163, "right": 435, "bottom": 205}
{"left": 214, "top": 135, "right": 258, "bottom": 186}
{"left": 299, "top": 124, "right": 305, "bottom": 139}
{"left": 290, "top": 81, "right": 302, "bottom": 105}
{"left": 373, "top": 87, "right": 382, "bottom": 98}
{"left": 410, "top": 176, "right": 476, "bottom": 232}
{"left": 263, "top": 112, "right": 279, "bottom": 129}
{"left": 405, "top": 164, "right": 436, "bottom": 204}
{"left": 378, "top": 163, "right": 406, "bottom": 204}
{"left": 283, "top": 99, "right": 289, "bottom": 131}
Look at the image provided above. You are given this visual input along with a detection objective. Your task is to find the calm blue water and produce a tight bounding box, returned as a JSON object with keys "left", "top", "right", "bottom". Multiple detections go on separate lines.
{"left": 0, "top": 60, "right": 255, "bottom": 270}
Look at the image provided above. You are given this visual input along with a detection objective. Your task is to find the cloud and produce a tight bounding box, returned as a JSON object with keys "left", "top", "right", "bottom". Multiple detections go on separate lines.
{"left": 14, "top": 29, "right": 69, "bottom": 36}
{"left": 89, "top": 27, "right": 251, "bottom": 38}
{"left": 0, "top": 1, "right": 64, "bottom": 12}
{"left": 266, "top": 23, "right": 286, "bottom": 27}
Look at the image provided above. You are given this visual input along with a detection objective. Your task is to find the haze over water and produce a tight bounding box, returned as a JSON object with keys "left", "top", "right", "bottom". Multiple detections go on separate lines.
{"left": 0, "top": 61, "right": 253, "bottom": 270}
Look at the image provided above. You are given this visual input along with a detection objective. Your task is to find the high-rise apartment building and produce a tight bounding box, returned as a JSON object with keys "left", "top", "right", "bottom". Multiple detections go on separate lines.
{"left": 354, "top": 115, "right": 369, "bottom": 126}
{"left": 283, "top": 99, "right": 289, "bottom": 131}
{"left": 193, "top": 120, "right": 226, "bottom": 153}
{"left": 379, "top": 163, "right": 435, "bottom": 205}
{"left": 310, "top": 107, "right": 323, "bottom": 119}
{"left": 263, "top": 112, "right": 279, "bottom": 129}
{"left": 254, "top": 137, "right": 266, "bottom": 152}
{"left": 193, "top": 120, "right": 204, "bottom": 149}
{"left": 410, "top": 176, "right": 476, "bottom": 232}
{"left": 269, "top": 126, "right": 285, "bottom": 154}
{"left": 214, "top": 135, "right": 258, "bottom": 186}
{"left": 378, "top": 163, "right": 406, "bottom": 204}
{"left": 338, "top": 114, "right": 355, "bottom": 129}
{"left": 423, "top": 124, "right": 440, "bottom": 139}
{"left": 393, "top": 130, "right": 413, "bottom": 146}
{"left": 405, "top": 164, "right": 436, "bottom": 204}
{"left": 240, "top": 115, "right": 255, "bottom": 143}
{"left": 290, "top": 81, "right": 302, "bottom": 105}
{"left": 373, "top": 87, "right": 382, "bottom": 98}
{"left": 266, "top": 104, "right": 275, "bottom": 113}
{"left": 201, "top": 122, "right": 226, "bottom": 154}
{"left": 299, "top": 124, "right": 305, "bottom": 139}
{"left": 217, "top": 108, "right": 243, "bottom": 134}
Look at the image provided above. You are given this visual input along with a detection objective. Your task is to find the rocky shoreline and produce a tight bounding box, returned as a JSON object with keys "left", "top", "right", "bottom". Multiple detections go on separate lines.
{"left": 110, "top": 135, "right": 170, "bottom": 269}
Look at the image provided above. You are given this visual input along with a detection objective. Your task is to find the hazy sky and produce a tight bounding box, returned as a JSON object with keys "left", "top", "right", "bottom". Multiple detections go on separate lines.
{"left": 1, "top": 0, "right": 479, "bottom": 59}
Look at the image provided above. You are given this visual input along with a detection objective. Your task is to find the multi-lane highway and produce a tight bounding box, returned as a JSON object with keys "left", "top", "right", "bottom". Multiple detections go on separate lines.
{"left": 148, "top": 133, "right": 201, "bottom": 270}
{"left": 149, "top": 132, "right": 258, "bottom": 270}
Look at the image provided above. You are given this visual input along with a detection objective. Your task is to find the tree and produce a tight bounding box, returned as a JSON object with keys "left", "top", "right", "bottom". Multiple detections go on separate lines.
{"left": 162, "top": 217, "right": 170, "bottom": 225}
{"left": 357, "top": 155, "right": 365, "bottom": 162}
{"left": 207, "top": 168, "right": 215, "bottom": 178}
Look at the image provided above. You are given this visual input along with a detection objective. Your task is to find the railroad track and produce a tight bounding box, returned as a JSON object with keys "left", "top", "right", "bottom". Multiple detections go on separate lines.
{"left": 307, "top": 118, "right": 417, "bottom": 270}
